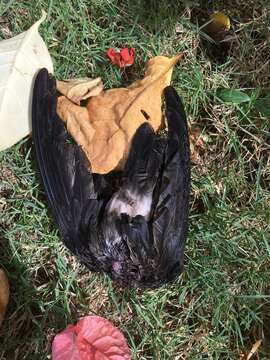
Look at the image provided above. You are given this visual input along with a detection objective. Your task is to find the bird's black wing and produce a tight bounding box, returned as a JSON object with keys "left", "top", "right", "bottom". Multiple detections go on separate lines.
{"left": 151, "top": 86, "right": 190, "bottom": 281}
{"left": 32, "top": 69, "right": 104, "bottom": 270}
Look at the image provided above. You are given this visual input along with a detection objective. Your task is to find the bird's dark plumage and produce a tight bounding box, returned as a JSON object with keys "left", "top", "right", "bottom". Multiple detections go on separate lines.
{"left": 32, "top": 68, "right": 190, "bottom": 288}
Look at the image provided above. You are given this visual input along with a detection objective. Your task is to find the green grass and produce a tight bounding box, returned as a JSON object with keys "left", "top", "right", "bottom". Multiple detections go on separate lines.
{"left": 0, "top": 0, "right": 270, "bottom": 359}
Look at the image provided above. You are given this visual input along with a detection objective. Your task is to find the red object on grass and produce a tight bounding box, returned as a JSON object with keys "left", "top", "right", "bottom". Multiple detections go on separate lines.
{"left": 52, "top": 316, "right": 131, "bottom": 360}
{"left": 106, "top": 48, "right": 135, "bottom": 68}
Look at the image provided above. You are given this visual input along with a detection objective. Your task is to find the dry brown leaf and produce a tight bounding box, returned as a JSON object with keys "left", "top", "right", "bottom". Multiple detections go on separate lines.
{"left": 56, "top": 77, "right": 103, "bottom": 105}
{"left": 0, "top": 269, "right": 9, "bottom": 327}
{"left": 56, "top": 54, "right": 182, "bottom": 174}
{"left": 56, "top": 96, "right": 95, "bottom": 149}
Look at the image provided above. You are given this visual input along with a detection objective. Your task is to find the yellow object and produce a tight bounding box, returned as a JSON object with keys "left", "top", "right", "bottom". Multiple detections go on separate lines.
{"left": 0, "top": 11, "right": 53, "bottom": 151}
{"left": 210, "top": 12, "right": 231, "bottom": 31}
{"left": 204, "top": 12, "right": 231, "bottom": 43}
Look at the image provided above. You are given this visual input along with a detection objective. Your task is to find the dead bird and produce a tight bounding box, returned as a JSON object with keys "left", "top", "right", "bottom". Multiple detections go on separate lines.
{"left": 32, "top": 68, "right": 190, "bottom": 288}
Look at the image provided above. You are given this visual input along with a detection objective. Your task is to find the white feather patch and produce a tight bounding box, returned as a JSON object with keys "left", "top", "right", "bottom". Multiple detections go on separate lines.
{"left": 108, "top": 188, "right": 152, "bottom": 219}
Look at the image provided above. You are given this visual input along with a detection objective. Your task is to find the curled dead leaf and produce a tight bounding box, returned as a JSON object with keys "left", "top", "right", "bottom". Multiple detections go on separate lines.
{"left": 0, "top": 269, "right": 9, "bottom": 327}
{"left": 57, "top": 54, "right": 182, "bottom": 174}
{"left": 56, "top": 77, "right": 103, "bottom": 105}
{"left": 0, "top": 11, "right": 53, "bottom": 151}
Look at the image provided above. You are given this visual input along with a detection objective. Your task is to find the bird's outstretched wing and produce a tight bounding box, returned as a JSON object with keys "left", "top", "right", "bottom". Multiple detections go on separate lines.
{"left": 151, "top": 87, "right": 190, "bottom": 281}
{"left": 32, "top": 68, "right": 104, "bottom": 271}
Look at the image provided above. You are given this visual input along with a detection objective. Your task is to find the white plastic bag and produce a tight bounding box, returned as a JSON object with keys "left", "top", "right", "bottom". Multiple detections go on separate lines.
{"left": 0, "top": 11, "right": 53, "bottom": 151}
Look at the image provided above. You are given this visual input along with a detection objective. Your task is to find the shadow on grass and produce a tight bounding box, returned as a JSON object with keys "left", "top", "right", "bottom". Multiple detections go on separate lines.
{"left": 0, "top": 233, "right": 61, "bottom": 360}
{"left": 0, "top": 156, "right": 80, "bottom": 360}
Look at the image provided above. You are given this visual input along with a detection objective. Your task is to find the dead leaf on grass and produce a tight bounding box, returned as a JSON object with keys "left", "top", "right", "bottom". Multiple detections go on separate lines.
{"left": 56, "top": 77, "right": 103, "bottom": 105}
{"left": 57, "top": 54, "right": 182, "bottom": 174}
{"left": 56, "top": 96, "right": 95, "bottom": 151}
{"left": 0, "top": 11, "right": 53, "bottom": 151}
